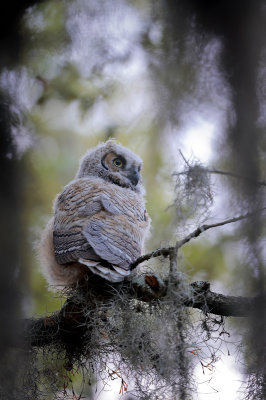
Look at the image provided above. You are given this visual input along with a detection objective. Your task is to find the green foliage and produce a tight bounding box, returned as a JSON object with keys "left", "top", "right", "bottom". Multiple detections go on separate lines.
{"left": 183, "top": 240, "right": 226, "bottom": 281}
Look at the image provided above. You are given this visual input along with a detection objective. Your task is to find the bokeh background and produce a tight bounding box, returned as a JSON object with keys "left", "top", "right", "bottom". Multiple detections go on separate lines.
{"left": 0, "top": 1, "right": 265, "bottom": 399}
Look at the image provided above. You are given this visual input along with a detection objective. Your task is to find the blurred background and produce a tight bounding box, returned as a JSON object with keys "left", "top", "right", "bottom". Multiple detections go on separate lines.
{"left": 0, "top": 0, "right": 265, "bottom": 399}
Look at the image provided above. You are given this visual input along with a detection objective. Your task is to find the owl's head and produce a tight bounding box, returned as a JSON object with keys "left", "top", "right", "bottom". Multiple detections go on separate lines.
{"left": 76, "top": 139, "right": 144, "bottom": 192}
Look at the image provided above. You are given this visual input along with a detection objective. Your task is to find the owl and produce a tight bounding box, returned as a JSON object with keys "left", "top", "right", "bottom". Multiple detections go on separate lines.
{"left": 39, "top": 139, "right": 150, "bottom": 287}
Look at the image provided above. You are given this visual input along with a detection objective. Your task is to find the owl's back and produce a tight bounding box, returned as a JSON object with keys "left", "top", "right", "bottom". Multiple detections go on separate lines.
{"left": 50, "top": 177, "right": 150, "bottom": 283}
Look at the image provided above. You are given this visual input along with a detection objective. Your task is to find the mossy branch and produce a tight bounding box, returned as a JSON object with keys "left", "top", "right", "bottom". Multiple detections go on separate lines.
{"left": 23, "top": 277, "right": 257, "bottom": 348}
{"left": 23, "top": 211, "right": 264, "bottom": 349}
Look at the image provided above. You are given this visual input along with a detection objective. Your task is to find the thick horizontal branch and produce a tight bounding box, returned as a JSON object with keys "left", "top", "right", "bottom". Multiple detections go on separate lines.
{"left": 23, "top": 278, "right": 257, "bottom": 348}
{"left": 24, "top": 299, "right": 88, "bottom": 349}
{"left": 127, "top": 277, "right": 256, "bottom": 317}
{"left": 184, "top": 281, "right": 256, "bottom": 317}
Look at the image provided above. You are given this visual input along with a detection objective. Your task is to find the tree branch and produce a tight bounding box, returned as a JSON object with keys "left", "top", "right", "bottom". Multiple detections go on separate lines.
{"left": 175, "top": 160, "right": 266, "bottom": 187}
{"left": 24, "top": 212, "right": 264, "bottom": 350}
{"left": 23, "top": 278, "right": 257, "bottom": 348}
{"left": 205, "top": 168, "right": 266, "bottom": 187}
{"left": 130, "top": 211, "right": 265, "bottom": 270}
{"left": 126, "top": 277, "right": 256, "bottom": 317}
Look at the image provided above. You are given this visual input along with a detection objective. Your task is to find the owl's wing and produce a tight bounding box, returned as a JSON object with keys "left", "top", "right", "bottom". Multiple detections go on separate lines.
{"left": 53, "top": 226, "right": 101, "bottom": 265}
{"left": 82, "top": 213, "right": 141, "bottom": 273}
{"left": 53, "top": 180, "right": 107, "bottom": 265}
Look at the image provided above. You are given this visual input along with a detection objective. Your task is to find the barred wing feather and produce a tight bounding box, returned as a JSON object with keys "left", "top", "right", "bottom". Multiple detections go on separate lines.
{"left": 82, "top": 213, "right": 141, "bottom": 271}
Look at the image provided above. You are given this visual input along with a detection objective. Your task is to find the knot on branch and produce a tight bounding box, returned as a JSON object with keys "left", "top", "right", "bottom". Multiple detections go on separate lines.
{"left": 191, "top": 280, "right": 210, "bottom": 293}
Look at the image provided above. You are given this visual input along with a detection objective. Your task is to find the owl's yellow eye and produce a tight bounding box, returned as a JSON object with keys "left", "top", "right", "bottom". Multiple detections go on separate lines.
{"left": 113, "top": 158, "right": 123, "bottom": 168}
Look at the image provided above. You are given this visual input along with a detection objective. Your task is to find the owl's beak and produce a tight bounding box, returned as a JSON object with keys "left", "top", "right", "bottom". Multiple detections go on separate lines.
{"left": 127, "top": 167, "right": 140, "bottom": 186}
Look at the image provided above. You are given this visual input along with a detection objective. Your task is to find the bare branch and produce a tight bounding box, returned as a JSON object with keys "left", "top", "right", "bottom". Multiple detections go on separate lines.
{"left": 130, "top": 210, "right": 265, "bottom": 270}
{"left": 178, "top": 149, "right": 190, "bottom": 165}
{"left": 130, "top": 246, "right": 175, "bottom": 270}
{"left": 206, "top": 168, "right": 266, "bottom": 186}
{"left": 175, "top": 212, "right": 261, "bottom": 248}
{"left": 176, "top": 167, "right": 266, "bottom": 187}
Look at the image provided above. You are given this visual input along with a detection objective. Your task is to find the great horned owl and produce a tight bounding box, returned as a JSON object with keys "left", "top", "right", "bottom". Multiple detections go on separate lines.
{"left": 39, "top": 139, "right": 150, "bottom": 287}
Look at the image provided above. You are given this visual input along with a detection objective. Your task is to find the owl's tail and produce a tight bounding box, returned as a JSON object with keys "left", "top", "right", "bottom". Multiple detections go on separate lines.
{"left": 78, "top": 258, "right": 130, "bottom": 283}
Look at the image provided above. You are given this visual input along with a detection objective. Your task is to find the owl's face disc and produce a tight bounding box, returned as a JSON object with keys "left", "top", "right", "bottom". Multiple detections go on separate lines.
{"left": 101, "top": 151, "right": 141, "bottom": 186}
{"left": 77, "top": 139, "right": 143, "bottom": 192}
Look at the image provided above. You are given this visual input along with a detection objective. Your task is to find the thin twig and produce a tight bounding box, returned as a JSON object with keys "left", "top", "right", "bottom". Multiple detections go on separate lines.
{"left": 175, "top": 213, "right": 254, "bottom": 248}
{"left": 130, "top": 209, "right": 266, "bottom": 270}
{"left": 169, "top": 247, "right": 178, "bottom": 277}
{"left": 175, "top": 168, "right": 266, "bottom": 187}
{"left": 178, "top": 149, "right": 190, "bottom": 165}
{"left": 206, "top": 169, "right": 266, "bottom": 186}
{"left": 130, "top": 246, "right": 175, "bottom": 270}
